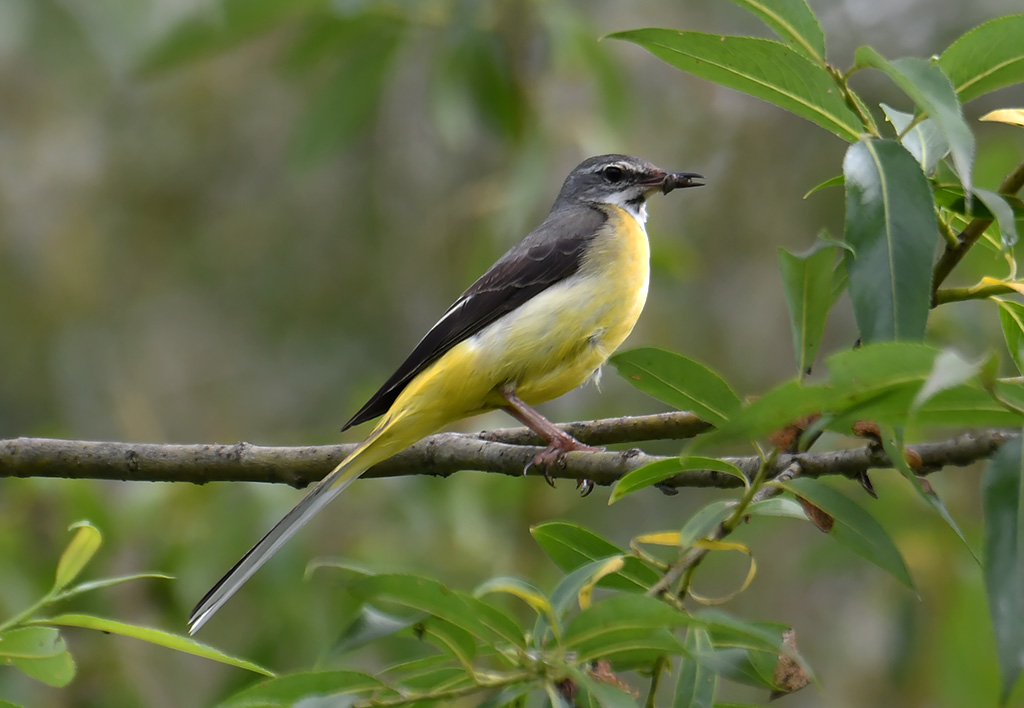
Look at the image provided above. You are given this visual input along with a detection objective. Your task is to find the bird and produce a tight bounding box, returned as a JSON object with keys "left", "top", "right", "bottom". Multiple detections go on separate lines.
{"left": 188, "top": 154, "right": 704, "bottom": 633}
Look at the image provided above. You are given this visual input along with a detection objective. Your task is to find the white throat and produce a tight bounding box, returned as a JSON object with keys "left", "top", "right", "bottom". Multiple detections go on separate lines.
{"left": 604, "top": 192, "right": 649, "bottom": 225}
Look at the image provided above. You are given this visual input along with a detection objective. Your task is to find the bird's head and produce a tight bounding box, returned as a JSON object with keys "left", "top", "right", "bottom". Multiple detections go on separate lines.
{"left": 556, "top": 154, "right": 704, "bottom": 223}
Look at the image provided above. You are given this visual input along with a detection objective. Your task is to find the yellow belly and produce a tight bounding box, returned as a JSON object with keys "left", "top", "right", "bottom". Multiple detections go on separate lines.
{"left": 379, "top": 204, "right": 650, "bottom": 434}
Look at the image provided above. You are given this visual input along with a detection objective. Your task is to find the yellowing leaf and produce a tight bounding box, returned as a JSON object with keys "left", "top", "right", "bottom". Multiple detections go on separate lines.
{"left": 981, "top": 108, "right": 1024, "bottom": 128}
{"left": 632, "top": 532, "right": 682, "bottom": 547}
{"left": 54, "top": 522, "right": 101, "bottom": 592}
{"left": 577, "top": 557, "right": 625, "bottom": 610}
{"left": 689, "top": 540, "right": 757, "bottom": 606}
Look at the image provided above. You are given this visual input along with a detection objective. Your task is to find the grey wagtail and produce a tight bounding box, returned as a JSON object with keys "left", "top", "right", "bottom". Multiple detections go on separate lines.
{"left": 189, "top": 154, "right": 704, "bottom": 633}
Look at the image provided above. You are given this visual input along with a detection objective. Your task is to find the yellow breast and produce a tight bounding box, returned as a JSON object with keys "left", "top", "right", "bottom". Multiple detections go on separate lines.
{"left": 379, "top": 204, "right": 651, "bottom": 431}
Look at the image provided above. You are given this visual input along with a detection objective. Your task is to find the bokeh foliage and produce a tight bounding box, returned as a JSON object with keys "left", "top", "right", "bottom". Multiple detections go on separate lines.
{"left": 2, "top": 0, "right": 1024, "bottom": 706}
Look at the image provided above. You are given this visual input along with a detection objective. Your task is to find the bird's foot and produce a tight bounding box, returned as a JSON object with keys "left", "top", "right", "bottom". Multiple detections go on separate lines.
{"left": 522, "top": 438, "right": 602, "bottom": 496}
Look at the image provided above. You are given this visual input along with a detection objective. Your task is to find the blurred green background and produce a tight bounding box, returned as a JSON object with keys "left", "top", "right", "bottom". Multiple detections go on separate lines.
{"left": 2, "top": 0, "right": 1023, "bottom": 706}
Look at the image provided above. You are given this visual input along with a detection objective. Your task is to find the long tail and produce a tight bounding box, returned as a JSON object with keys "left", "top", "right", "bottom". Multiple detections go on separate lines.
{"left": 188, "top": 427, "right": 402, "bottom": 634}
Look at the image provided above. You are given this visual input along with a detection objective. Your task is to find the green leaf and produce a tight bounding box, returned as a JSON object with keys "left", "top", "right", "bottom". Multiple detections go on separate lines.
{"left": 139, "top": 0, "right": 327, "bottom": 73}
{"left": 610, "top": 457, "right": 746, "bottom": 504}
{"left": 535, "top": 557, "right": 631, "bottom": 644}
{"left": 611, "top": 348, "right": 740, "bottom": 426}
{"left": 939, "top": 14, "right": 1024, "bottom": 103}
{"left": 876, "top": 426, "right": 980, "bottom": 565}
{"left": 215, "top": 671, "right": 383, "bottom": 708}
{"left": 674, "top": 628, "right": 717, "bottom": 708}
{"left": 422, "top": 618, "right": 477, "bottom": 667}
{"left": 803, "top": 174, "right": 844, "bottom": 198}
{"left": 0, "top": 627, "right": 66, "bottom": 659}
{"left": 678, "top": 501, "right": 739, "bottom": 549}
{"left": 54, "top": 521, "right": 102, "bottom": 592}
{"left": 329, "top": 604, "right": 421, "bottom": 657}
{"left": 32, "top": 614, "right": 273, "bottom": 676}
{"left": 691, "top": 647, "right": 778, "bottom": 690}
{"left": 842, "top": 138, "right": 936, "bottom": 342}
{"left": 608, "top": 29, "right": 861, "bottom": 141}
{"left": 780, "top": 478, "right": 915, "bottom": 590}
{"left": 911, "top": 349, "right": 981, "bottom": 410}
{"left": 474, "top": 576, "right": 553, "bottom": 620}
{"left": 432, "top": 31, "right": 526, "bottom": 143}
{"left": 697, "top": 612, "right": 790, "bottom": 655}
{"left": 746, "top": 497, "right": 808, "bottom": 520}
{"left": 11, "top": 651, "right": 76, "bottom": 688}
{"left": 530, "top": 522, "right": 661, "bottom": 591}
{"left": 564, "top": 595, "right": 692, "bottom": 658}
{"left": 724, "top": 0, "right": 825, "bottom": 64}
{"left": 853, "top": 49, "right": 974, "bottom": 196}
{"left": 982, "top": 434, "right": 1024, "bottom": 703}
{"left": 778, "top": 245, "right": 836, "bottom": 376}
{"left": 349, "top": 574, "right": 524, "bottom": 649}
{"left": 693, "top": 378, "right": 835, "bottom": 448}
{"left": 291, "top": 20, "right": 404, "bottom": 166}
{"left": 880, "top": 103, "right": 949, "bottom": 175}
{"left": 975, "top": 188, "right": 1019, "bottom": 249}
{"left": 57, "top": 572, "right": 173, "bottom": 600}
{"left": 570, "top": 667, "right": 641, "bottom": 708}
{"left": 998, "top": 300, "right": 1024, "bottom": 375}
{"left": 0, "top": 627, "right": 75, "bottom": 686}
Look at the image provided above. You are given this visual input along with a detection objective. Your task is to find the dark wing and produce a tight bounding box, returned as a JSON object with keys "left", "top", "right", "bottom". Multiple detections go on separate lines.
{"left": 341, "top": 203, "right": 607, "bottom": 431}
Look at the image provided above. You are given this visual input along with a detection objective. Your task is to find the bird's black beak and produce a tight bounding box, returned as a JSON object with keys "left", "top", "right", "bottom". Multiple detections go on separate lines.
{"left": 662, "top": 172, "right": 705, "bottom": 194}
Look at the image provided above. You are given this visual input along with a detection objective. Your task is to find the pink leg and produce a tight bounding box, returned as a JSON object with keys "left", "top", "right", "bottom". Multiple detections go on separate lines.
{"left": 500, "top": 386, "right": 600, "bottom": 496}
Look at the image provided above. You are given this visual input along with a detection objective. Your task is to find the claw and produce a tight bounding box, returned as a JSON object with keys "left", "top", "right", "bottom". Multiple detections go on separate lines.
{"left": 577, "top": 479, "right": 594, "bottom": 497}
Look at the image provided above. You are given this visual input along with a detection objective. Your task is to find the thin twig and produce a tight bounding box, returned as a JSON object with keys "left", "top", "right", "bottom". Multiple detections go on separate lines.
{"left": 932, "top": 158, "right": 1024, "bottom": 300}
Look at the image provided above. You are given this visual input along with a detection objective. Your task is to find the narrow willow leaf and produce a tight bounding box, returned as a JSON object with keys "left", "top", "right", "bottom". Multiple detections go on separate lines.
{"left": 678, "top": 501, "right": 738, "bottom": 549}
{"left": 880, "top": 103, "right": 949, "bottom": 175}
{"left": 674, "top": 628, "right": 717, "bottom": 708}
{"left": 912, "top": 349, "right": 980, "bottom": 410}
{"left": 349, "top": 575, "right": 523, "bottom": 649}
{"left": 610, "top": 456, "right": 746, "bottom": 504}
{"left": 32, "top": 614, "right": 274, "bottom": 675}
{"left": 997, "top": 299, "right": 1024, "bottom": 375}
{"left": 877, "top": 426, "right": 980, "bottom": 564}
{"left": 982, "top": 435, "right": 1024, "bottom": 703}
{"left": 564, "top": 595, "right": 693, "bottom": 650}
{"left": 611, "top": 348, "right": 740, "bottom": 426}
{"left": 780, "top": 478, "right": 915, "bottom": 590}
{"left": 139, "top": 0, "right": 326, "bottom": 74}
{"left": 608, "top": 30, "right": 861, "bottom": 141}
{"left": 531, "top": 522, "right": 660, "bottom": 591}
{"left": 843, "top": 138, "right": 936, "bottom": 342}
{"left": 474, "top": 577, "right": 552, "bottom": 618}
{"left": 215, "top": 671, "right": 383, "bottom": 708}
{"left": 291, "top": 23, "right": 404, "bottom": 166}
{"left": 854, "top": 49, "right": 974, "bottom": 195}
{"left": 330, "top": 605, "right": 421, "bottom": 657}
{"left": 939, "top": 14, "right": 1024, "bottom": 103}
{"left": 975, "top": 188, "right": 1019, "bottom": 248}
{"left": 803, "top": 174, "right": 843, "bottom": 198}
{"left": 54, "top": 521, "right": 102, "bottom": 592}
{"left": 778, "top": 245, "right": 835, "bottom": 376}
{"left": 422, "top": 618, "right": 477, "bottom": 666}
{"left": 725, "top": 0, "right": 825, "bottom": 63}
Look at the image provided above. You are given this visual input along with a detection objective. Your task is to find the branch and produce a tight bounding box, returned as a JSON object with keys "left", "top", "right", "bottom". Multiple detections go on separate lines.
{"left": 1, "top": 424, "right": 1013, "bottom": 491}
{"left": 931, "top": 158, "right": 1024, "bottom": 300}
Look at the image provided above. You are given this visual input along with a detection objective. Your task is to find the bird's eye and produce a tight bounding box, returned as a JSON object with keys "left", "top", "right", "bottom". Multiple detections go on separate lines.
{"left": 602, "top": 165, "right": 625, "bottom": 183}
